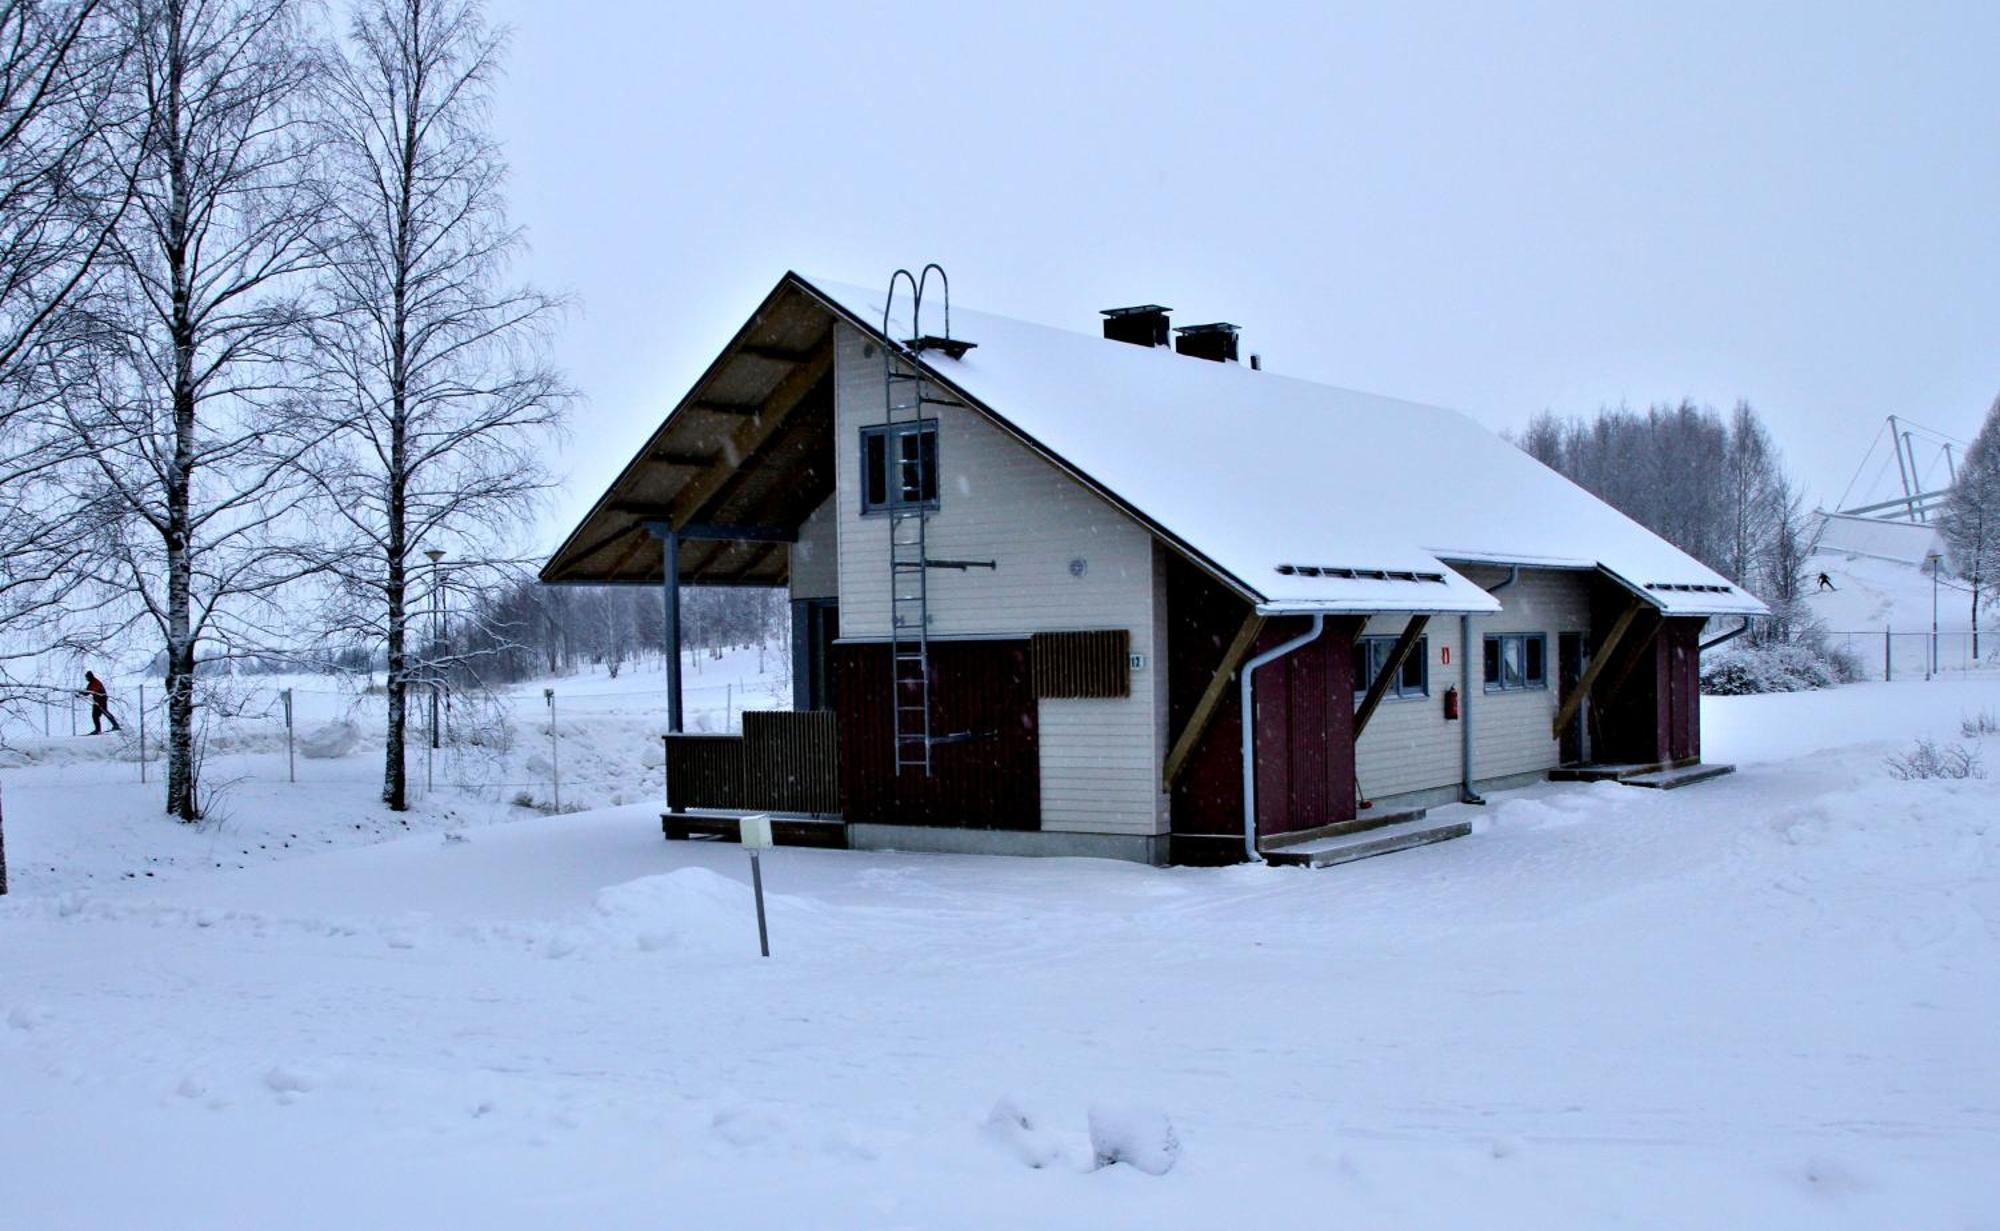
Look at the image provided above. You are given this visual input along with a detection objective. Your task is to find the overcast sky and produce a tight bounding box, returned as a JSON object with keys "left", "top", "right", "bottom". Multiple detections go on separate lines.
{"left": 482, "top": 0, "right": 1999, "bottom": 547}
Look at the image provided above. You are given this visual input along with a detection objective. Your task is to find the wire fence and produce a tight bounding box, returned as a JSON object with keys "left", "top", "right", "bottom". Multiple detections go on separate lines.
{"left": 1824, "top": 630, "right": 1994, "bottom": 681}
{"left": 0, "top": 671, "right": 788, "bottom": 812}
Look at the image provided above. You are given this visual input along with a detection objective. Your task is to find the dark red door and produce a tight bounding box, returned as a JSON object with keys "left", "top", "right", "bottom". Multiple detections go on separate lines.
{"left": 833, "top": 639, "right": 1039, "bottom": 829}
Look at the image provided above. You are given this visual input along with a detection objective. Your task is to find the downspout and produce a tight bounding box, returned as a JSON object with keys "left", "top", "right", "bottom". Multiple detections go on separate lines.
{"left": 1699, "top": 617, "right": 1752, "bottom": 652}
{"left": 1461, "top": 566, "right": 1519, "bottom": 805}
{"left": 1240, "top": 614, "right": 1325, "bottom": 864}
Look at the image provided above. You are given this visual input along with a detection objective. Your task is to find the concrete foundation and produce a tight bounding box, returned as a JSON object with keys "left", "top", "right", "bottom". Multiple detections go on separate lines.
{"left": 846, "top": 823, "right": 1170, "bottom": 865}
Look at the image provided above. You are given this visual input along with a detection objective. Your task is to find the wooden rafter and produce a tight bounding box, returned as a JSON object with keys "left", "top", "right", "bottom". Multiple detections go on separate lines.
{"left": 599, "top": 528, "right": 652, "bottom": 582}
{"left": 1353, "top": 614, "right": 1429, "bottom": 741}
{"left": 1161, "top": 611, "right": 1266, "bottom": 789}
{"left": 1552, "top": 598, "right": 1646, "bottom": 738}
{"left": 721, "top": 540, "right": 784, "bottom": 584}
{"left": 738, "top": 343, "right": 817, "bottom": 363}
{"left": 672, "top": 343, "right": 834, "bottom": 528}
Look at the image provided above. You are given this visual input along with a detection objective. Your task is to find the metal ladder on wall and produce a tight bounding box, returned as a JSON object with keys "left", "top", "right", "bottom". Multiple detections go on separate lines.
{"left": 881, "top": 265, "right": 969, "bottom": 776}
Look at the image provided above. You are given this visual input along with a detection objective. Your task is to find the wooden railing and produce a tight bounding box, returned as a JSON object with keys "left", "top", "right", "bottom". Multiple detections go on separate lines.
{"left": 664, "top": 710, "right": 840, "bottom": 815}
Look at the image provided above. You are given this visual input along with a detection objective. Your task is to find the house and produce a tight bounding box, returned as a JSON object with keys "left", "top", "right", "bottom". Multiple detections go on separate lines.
{"left": 541, "top": 270, "right": 1766, "bottom": 865}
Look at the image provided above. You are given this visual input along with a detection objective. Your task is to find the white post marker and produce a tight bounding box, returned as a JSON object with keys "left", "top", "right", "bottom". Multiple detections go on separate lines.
{"left": 545, "top": 688, "right": 559, "bottom": 812}
{"left": 740, "top": 813, "right": 773, "bottom": 957}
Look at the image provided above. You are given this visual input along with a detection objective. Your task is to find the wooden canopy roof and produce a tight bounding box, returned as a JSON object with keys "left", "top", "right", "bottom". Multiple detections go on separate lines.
{"left": 540, "top": 278, "right": 837, "bottom": 587}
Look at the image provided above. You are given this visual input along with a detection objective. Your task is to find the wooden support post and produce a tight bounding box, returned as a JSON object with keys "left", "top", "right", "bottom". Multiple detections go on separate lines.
{"left": 1162, "top": 612, "right": 1266, "bottom": 789}
{"left": 1553, "top": 599, "right": 1645, "bottom": 739}
{"left": 1353, "top": 614, "right": 1430, "bottom": 741}
{"left": 662, "top": 528, "right": 683, "bottom": 735}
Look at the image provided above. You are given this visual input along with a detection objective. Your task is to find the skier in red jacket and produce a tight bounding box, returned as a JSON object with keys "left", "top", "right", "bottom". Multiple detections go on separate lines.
{"left": 84, "top": 671, "right": 121, "bottom": 735}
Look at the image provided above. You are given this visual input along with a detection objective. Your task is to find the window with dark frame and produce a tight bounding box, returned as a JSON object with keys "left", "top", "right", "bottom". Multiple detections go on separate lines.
{"left": 1352, "top": 635, "right": 1429, "bottom": 701}
{"left": 860, "top": 420, "right": 938, "bottom": 514}
{"left": 1482, "top": 633, "right": 1548, "bottom": 692}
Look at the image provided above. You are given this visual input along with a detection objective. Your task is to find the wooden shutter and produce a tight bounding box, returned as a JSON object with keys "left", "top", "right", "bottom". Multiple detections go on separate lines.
{"left": 1031, "top": 630, "right": 1131, "bottom": 699}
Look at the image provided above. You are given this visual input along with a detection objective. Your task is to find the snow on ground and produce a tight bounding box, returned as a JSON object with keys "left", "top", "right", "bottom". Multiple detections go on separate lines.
{"left": 0, "top": 645, "right": 787, "bottom": 897}
{"left": 2, "top": 676, "right": 1997, "bottom": 1227}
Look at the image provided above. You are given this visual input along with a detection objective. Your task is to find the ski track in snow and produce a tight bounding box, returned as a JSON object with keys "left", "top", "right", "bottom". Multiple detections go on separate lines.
{"left": 1, "top": 672, "right": 1997, "bottom": 1228}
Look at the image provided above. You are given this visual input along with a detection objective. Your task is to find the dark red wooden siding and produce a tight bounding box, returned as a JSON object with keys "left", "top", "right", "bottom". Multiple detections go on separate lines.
{"left": 1250, "top": 619, "right": 1357, "bottom": 838}
{"left": 1165, "top": 557, "right": 1358, "bottom": 861}
{"left": 1663, "top": 617, "right": 1702, "bottom": 763}
{"left": 1588, "top": 578, "right": 1707, "bottom": 766}
{"left": 833, "top": 639, "right": 1039, "bottom": 829}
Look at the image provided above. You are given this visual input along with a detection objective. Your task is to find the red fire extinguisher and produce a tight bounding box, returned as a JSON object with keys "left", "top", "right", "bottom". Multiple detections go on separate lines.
{"left": 1443, "top": 686, "right": 1460, "bottom": 721}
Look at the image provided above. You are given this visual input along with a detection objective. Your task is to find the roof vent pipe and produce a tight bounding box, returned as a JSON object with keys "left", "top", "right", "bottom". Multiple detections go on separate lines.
{"left": 1249, "top": 354, "right": 1262, "bottom": 371}
{"left": 1101, "top": 305, "right": 1171, "bottom": 348}
{"left": 1240, "top": 613, "right": 1324, "bottom": 862}
{"left": 1174, "top": 322, "right": 1240, "bottom": 363}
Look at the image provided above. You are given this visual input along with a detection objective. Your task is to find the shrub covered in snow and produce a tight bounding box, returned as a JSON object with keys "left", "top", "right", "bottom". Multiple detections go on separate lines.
{"left": 1961, "top": 709, "right": 2000, "bottom": 738}
{"left": 1885, "top": 738, "right": 1985, "bottom": 781}
{"left": 1702, "top": 637, "right": 1859, "bottom": 696}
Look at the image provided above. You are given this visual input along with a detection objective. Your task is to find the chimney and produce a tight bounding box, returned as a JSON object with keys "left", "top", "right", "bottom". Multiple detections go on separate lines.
{"left": 1173, "top": 322, "right": 1240, "bottom": 363}
{"left": 1101, "top": 304, "right": 1171, "bottom": 348}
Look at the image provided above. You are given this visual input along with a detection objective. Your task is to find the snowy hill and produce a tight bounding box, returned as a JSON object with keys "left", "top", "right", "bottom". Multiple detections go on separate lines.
{"left": 1803, "top": 549, "right": 1986, "bottom": 676}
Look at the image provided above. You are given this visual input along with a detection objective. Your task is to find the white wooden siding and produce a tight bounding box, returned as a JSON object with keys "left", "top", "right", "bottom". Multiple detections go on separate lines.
{"left": 831, "top": 322, "right": 1166, "bottom": 836}
{"left": 1354, "top": 567, "right": 1594, "bottom": 799}
{"left": 787, "top": 496, "right": 837, "bottom": 600}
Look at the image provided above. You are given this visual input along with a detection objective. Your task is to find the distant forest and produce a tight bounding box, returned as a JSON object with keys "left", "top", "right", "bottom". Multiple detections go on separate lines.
{"left": 1517, "top": 401, "right": 1807, "bottom": 637}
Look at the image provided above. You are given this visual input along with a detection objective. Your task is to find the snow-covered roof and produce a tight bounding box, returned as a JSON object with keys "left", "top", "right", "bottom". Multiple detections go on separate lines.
{"left": 1810, "top": 511, "right": 1943, "bottom": 568}
{"left": 796, "top": 275, "right": 1767, "bottom": 619}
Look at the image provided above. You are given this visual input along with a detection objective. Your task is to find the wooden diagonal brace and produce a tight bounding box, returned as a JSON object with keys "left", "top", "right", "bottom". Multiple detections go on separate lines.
{"left": 1353, "top": 614, "right": 1429, "bottom": 741}
{"left": 1597, "top": 611, "right": 1666, "bottom": 701}
{"left": 1552, "top": 598, "right": 1645, "bottom": 739}
{"left": 1162, "top": 612, "right": 1265, "bottom": 789}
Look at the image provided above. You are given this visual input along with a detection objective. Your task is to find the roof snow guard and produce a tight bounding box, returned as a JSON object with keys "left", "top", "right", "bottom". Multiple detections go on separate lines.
{"left": 1647, "top": 582, "right": 1735, "bottom": 595}
{"left": 1277, "top": 564, "right": 1448, "bottom": 583}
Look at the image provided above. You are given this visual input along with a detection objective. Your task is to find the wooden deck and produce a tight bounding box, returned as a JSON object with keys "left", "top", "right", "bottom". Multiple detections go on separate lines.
{"left": 1549, "top": 760, "right": 1735, "bottom": 789}
{"left": 1262, "top": 817, "right": 1473, "bottom": 868}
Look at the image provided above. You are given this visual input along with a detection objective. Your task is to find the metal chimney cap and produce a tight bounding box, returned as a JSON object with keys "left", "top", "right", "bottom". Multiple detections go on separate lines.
{"left": 1173, "top": 321, "right": 1240, "bottom": 335}
{"left": 1101, "top": 304, "right": 1172, "bottom": 317}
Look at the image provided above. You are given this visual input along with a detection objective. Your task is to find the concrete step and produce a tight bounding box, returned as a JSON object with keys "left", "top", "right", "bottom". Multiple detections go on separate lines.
{"left": 1259, "top": 807, "right": 1428, "bottom": 851}
{"left": 1262, "top": 817, "right": 1473, "bottom": 868}
{"left": 1619, "top": 763, "right": 1736, "bottom": 791}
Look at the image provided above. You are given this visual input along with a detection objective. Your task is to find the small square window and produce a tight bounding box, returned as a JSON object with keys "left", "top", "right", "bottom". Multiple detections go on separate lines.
{"left": 1483, "top": 633, "right": 1549, "bottom": 693}
{"left": 1353, "top": 635, "right": 1428, "bottom": 702}
{"left": 860, "top": 420, "right": 938, "bottom": 514}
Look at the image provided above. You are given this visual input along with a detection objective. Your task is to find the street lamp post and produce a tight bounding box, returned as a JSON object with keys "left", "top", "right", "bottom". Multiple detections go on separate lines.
{"left": 425, "top": 549, "right": 445, "bottom": 749}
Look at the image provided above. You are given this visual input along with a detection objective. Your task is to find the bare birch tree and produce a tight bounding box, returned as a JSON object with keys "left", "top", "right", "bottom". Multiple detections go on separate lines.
{"left": 1939, "top": 395, "right": 2000, "bottom": 661}
{"left": 0, "top": 1, "right": 135, "bottom": 697}
{"left": 308, "top": 0, "right": 564, "bottom": 810}
{"left": 60, "top": 0, "right": 327, "bottom": 820}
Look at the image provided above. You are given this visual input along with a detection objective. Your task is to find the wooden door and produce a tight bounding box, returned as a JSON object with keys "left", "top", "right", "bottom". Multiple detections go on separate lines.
{"left": 1558, "top": 632, "right": 1587, "bottom": 765}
